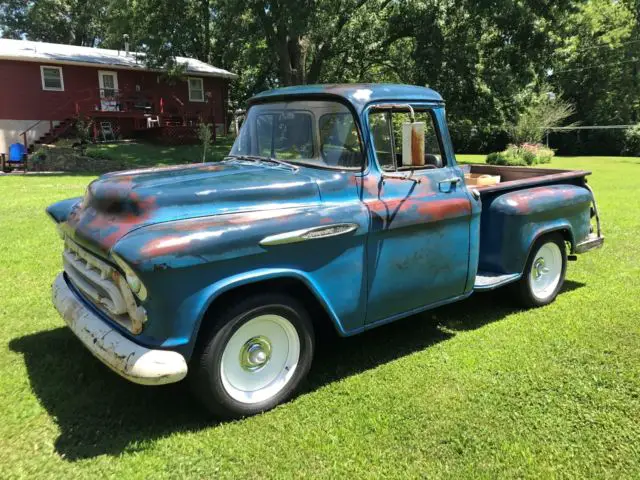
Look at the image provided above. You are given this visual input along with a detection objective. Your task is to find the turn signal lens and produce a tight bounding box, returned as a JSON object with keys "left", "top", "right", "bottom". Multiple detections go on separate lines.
{"left": 111, "top": 253, "right": 147, "bottom": 300}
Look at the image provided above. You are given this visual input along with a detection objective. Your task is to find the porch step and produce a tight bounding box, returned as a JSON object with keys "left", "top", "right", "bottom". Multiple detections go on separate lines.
{"left": 33, "top": 119, "right": 74, "bottom": 147}
{"left": 474, "top": 271, "right": 521, "bottom": 291}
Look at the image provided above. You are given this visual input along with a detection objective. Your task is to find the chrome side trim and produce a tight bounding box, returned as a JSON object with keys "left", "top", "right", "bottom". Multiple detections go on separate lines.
{"left": 473, "top": 272, "right": 521, "bottom": 291}
{"left": 260, "top": 223, "right": 359, "bottom": 246}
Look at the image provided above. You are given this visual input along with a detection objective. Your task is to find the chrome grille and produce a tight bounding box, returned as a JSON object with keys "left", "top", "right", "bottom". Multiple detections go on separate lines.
{"left": 63, "top": 237, "right": 146, "bottom": 334}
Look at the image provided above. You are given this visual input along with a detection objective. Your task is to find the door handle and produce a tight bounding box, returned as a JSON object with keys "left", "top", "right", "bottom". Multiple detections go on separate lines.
{"left": 440, "top": 177, "right": 461, "bottom": 185}
{"left": 438, "top": 177, "right": 461, "bottom": 192}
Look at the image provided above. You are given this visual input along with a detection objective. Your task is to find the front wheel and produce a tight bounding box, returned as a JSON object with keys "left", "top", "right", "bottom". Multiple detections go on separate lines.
{"left": 190, "top": 293, "right": 314, "bottom": 419}
{"left": 515, "top": 233, "right": 567, "bottom": 308}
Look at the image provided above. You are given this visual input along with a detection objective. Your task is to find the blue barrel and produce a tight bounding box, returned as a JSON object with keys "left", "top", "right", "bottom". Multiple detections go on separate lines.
{"left": 8, "top": 143, "right": 26, "bottom": 162}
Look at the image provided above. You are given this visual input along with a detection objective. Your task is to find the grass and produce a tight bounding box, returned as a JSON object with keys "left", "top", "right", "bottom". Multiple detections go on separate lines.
{"left": 1, "top": 155, "right": 639, "bottom": 478}
{"left": 84, "top": 136, "right": 235, "bottom": 168}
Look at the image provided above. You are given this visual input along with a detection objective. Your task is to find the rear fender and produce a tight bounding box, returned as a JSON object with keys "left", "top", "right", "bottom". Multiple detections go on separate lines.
{"left": 479, "top": 185, "right": 592, "bottom": 274}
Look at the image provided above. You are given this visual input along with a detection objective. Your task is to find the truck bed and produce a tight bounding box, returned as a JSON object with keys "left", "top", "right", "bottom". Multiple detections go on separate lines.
{"left": 467, "top": 164, "right": 597, "bottom": 291}
{"left": 464, "top": 164, "right": 591, "bottom": 194}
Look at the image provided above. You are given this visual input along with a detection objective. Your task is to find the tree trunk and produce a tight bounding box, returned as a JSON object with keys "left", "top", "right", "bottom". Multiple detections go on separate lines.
{"left": 202, "top": 0, "right": 210, "bottom": 62}
{"left": 288, "top": 36, "right": 305, "bottom": 85}
{"left": 276, "top": 33, "right": 293, "bottom": 85}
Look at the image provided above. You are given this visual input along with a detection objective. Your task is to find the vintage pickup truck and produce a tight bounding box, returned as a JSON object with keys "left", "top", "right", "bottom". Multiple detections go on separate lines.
{"left": 47, "top": 84, "right": 603, "bottom": 418}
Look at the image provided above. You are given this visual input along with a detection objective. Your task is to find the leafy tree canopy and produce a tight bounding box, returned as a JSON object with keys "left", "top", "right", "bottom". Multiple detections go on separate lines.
{"left": 2, "top": 0, "right": 638, "bottom": 151}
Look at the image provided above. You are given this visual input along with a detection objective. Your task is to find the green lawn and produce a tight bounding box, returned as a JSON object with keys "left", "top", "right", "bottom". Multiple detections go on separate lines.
{"left": 85, "top": 136, "right": 235, "bottom": 168}
{"left": 1, "top": 156, "right": 639, "bottom": 478}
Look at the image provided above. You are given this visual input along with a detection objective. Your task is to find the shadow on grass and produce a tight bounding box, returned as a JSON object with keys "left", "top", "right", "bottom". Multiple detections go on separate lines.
{"left": 9, "top": 280, "right": 585, "bottom": 461}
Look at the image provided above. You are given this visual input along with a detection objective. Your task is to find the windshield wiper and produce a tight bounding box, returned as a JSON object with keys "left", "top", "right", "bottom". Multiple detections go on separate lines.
{"left": 226, "top": 154, "right": 299, "bottom": 171}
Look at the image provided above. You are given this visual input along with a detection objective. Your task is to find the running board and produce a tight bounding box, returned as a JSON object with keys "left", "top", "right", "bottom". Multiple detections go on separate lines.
{"left": 474, "top": 272, "right": 521, "bottom": 291}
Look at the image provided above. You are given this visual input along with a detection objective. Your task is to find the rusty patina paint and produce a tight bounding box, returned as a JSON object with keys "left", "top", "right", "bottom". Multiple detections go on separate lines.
{"left": 138, "top": 209, "right": 299, "bottom": 258}
{"left": 67, "top": 180, "right": 158, "bottom": 252}
{"left": 493, "top": 185, "right": 591, "bottom": 215}
{"left": 479, "top": 184, "right": 593, "bottom": 274}
{"left": 250, "top": 83, "right": 444, "bottom": 113}
{"left": 46, "top": 84, "right": 599, "bottom": 370}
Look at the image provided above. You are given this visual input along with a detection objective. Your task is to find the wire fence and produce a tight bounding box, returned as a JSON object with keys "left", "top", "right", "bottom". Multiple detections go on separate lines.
{"left": 545, "top": 125, "right": 637, "bottom": 155}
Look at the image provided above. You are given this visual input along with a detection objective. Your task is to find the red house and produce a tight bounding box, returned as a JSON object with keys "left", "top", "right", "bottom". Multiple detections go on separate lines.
{"left": 0, "top": 38, "right": 237, "bottom": 154}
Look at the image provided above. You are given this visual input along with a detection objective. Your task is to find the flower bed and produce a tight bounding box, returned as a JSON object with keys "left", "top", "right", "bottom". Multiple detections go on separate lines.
{"left": 486, "top": 143, "right": 555, "bottom": 166}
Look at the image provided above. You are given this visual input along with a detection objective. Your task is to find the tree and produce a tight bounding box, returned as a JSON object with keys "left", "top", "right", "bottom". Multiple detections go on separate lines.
{"left": 511, "top": 91, "right": 577, "bottom": 145}
{"left": 211, "top": 0, "right": 398, "bottom": 87}
{"left": 550, "top": 0, "right": 640, "bottom": 125}
{"left": 0, "top": 0, "right": 108, "bottom": 46}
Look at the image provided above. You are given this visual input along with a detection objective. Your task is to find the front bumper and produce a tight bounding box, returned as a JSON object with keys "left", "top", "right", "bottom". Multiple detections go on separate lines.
{"left": 52, "top": 273, "right": 188, "bottom": 385}
{"left": 575, "top": 234, "right": 605, "bottom": 254}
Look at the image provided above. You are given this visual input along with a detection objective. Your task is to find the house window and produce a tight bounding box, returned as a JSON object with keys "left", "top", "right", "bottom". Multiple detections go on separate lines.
{"left": 188, "top": 77, "right": 204, "bottom": 102}
{"left": 40, "top": 66, "right": 64, "bottom": 91}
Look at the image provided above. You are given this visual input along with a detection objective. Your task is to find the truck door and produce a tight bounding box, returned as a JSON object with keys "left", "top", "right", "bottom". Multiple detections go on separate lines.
{"left": 364, "top": 106, "right": 472, "bottom": 324}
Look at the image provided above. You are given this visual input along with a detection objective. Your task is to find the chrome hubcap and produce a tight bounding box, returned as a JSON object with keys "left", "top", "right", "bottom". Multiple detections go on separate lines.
{"left": 529, "top": 242, "right": 563, "bottom": 300}
{"left": 533, "top": 258, "right": 551, "bottom": 279}
{"left": 240, "top": 336, "right": 272, "bottom": 371}
{"left": 220, "top": 314, "right": 301, "bottom": 404}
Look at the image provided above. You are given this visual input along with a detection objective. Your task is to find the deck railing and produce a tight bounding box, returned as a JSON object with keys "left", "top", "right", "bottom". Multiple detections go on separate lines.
{"left": 18, "top": 88, "right": 216, "bottom": 149}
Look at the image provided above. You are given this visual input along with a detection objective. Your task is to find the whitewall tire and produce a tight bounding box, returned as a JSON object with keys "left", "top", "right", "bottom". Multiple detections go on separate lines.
{"left": 190, "top": 293, "right": 314, "bottom": 419}
{"left": 515, "top": 233, "right": 567, "bottom": 308}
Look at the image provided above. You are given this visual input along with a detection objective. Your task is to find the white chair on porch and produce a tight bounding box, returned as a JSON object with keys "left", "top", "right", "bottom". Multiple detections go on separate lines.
{"left": 146, "top": 115, "right": 160, "bottom": 128}
{"left": 100, "top": 122, "right": 116, "bottom": 142}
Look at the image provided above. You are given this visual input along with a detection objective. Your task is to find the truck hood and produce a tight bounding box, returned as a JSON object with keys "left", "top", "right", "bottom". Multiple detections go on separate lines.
{"left": 61, "top": 161, "right": 320, "bottom": 255}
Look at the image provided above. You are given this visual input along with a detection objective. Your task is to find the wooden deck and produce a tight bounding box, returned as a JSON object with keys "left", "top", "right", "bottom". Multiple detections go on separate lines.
{"left": 85, "top": 111, "right": 216, "bottom": 145}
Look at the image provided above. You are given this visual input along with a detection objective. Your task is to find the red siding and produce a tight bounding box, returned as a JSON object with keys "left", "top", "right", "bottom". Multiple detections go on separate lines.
{"left": 0, "top": 60, "right": 229, "bottom": 123}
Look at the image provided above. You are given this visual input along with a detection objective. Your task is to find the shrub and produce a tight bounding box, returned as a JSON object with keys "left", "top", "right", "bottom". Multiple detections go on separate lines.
{"left": 486, "top": 143, "right": 555, "bottom": 166}
{"left": 197, "top": 123, "right": 213, "bottom": 162}
{"left": 622, "top": 124, "right": 640, "bottom": 156}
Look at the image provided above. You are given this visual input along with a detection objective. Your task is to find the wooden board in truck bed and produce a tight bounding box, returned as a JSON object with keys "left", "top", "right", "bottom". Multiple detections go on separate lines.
{"left": 464, "top": 164, "right": 591, "bottom": 194}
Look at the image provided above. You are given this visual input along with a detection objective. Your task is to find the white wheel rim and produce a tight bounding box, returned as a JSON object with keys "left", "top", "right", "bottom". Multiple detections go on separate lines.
{"left": 529, "top": 242, "right": 563, "bottom": 301}
{"left": 220, "top": 314, "right": 300, "bottom": 404}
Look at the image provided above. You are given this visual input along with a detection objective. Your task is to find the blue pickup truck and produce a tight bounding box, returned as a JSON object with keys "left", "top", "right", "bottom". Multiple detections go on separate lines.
{"left": 48, "top": 84, "right": 603, "bottom": 418}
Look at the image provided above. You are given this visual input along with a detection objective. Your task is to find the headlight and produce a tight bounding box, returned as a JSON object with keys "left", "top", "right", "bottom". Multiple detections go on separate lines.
{"left": 111, "top": 253, "right": 147, "bottom": 301}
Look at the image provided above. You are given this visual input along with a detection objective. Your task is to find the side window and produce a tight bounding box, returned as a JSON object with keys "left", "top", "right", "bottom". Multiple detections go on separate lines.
{"left": 319, "top": 113, "right": 362, "bottom": 168}
{"left": 368, "top": 108, "right": 445, "bottom": 171}
{"left": 368, "top": 112, "right": 394, "bottom": 170}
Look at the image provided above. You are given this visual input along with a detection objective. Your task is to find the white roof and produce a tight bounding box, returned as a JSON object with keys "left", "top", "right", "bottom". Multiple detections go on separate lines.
{"left": 0, "top": 38, "right": 237, "bottom": 79}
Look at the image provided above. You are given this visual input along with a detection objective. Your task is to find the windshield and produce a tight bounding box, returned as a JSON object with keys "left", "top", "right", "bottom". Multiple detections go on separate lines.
{"left": 230, "top": 100, "right": 363, "bottom": 170}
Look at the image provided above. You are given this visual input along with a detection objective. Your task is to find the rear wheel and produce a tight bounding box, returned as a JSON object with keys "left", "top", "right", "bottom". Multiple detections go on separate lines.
{"left": 190, "top": 293, "right": 314, "bottom": 419}
{"left": 515, "top": 233, "right": 567, "bottom": 308}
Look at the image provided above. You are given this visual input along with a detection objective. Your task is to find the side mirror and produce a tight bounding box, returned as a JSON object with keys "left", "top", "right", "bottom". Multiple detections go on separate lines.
{"left": 402, "top": 121, "right": 425, "bottom": 167}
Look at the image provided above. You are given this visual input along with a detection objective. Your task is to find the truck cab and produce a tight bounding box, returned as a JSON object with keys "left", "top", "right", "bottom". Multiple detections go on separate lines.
{"left": 47, "top": 84, "right": 603, "bottom": 419}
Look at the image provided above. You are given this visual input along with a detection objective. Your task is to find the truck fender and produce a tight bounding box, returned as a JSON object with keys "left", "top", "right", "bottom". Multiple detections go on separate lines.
{"left": 525, "top": 224, "right": 575, "bottom": 261}
{"left": 45, "top": 197, "right": 82, "bottom": 223}
{"left": 480, "top": 185, "right": 591, "bottom": 274}
{"left": 191, "top": 268, "right": 347, "bottom": 347}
